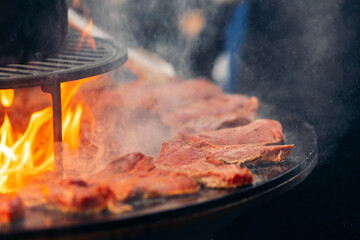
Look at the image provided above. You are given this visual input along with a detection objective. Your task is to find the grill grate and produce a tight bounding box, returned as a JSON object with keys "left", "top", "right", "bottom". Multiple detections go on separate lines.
{"left": 0, "top": 35, "right": 127, "bottom": 89}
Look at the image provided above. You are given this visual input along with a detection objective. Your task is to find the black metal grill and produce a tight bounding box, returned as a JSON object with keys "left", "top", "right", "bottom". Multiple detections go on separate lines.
{"left": 0, "top": 35, "right": 127, "bottom": 89}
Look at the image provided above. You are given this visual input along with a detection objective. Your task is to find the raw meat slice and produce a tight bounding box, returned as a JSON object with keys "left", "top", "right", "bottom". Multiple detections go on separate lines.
{"left": 156, "top": 140, "right": 253, "bottom": 188}
{"left": 179, "top": 119, "right": 285, "bottom": 145}
{"left": 0, "top": 194, "right": 24, "bottom": 225}
{"left": 97, "top": 78, "right": 223, "bottom": 113}
{"left": 190, "top": 140, "right": 294, "bottom": 164}
{"left": 100, "top": 170, "right": 200, "bottom": 201}
{"left": 44, "top": 179, "right": 132, "bottom": 214}
{"left": 162, "top": 95, "right": 258, "bottom": 131}
{"left": 151, "top": 78, "right": 224, "bottom": 113}
{"left": 90, "top": 152, "right": 155, "bottom": 181}
{"left": 134, "top": 169, "right": 200, "bottom": 198}
{"left": 88, "top": 152, "right": 200, "bottom": 201}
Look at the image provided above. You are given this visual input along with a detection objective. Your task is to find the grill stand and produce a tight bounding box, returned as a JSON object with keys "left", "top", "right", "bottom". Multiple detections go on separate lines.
{"left": 41, "top": 82, "right": 63, "bottom": 178}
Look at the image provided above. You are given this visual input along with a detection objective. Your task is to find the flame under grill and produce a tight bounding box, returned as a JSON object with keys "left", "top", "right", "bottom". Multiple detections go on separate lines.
{"left": 0, "top": 34, "right": 127, "bottom": 178}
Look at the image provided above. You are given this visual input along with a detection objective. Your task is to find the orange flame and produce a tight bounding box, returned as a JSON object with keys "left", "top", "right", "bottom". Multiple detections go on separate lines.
{"left": 0, "top": 89, "right": 15, "bottom": 108}
{"left": 0, "top": 79, "right": 92, "bottom": 193}
{"left": 78, "top": 18, "right": 96, "bottom": 50}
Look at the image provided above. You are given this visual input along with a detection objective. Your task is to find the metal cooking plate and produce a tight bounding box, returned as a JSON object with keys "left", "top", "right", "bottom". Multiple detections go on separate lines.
{"left": 0, "top": 35, "right": 127, "bottom": 89}
{"left": 0, "top": 102, "right": 318, "bottom": 240}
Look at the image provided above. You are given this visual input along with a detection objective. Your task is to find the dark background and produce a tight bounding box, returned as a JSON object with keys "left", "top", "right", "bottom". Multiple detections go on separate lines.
{"left": 216, "top": 0, "right": 360, "bottom": 239}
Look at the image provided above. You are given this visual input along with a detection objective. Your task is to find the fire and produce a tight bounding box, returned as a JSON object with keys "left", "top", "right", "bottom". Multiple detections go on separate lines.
{"left": 0, "top": 79, "right": 92, "bottom": 193}
{"left": 78, "top": 18, "right": 96, "bottom": 50}
{"left": 71, "top": 0, "right": 96, "bottom": 50}
{"left": 0, "top": 89, "right": 14, "bottom": 108}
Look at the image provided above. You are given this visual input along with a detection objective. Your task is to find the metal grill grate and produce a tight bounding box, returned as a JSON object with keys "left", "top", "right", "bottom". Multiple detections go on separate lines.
{"left": 0, "top": 35, "right": 127, "bottom": 89}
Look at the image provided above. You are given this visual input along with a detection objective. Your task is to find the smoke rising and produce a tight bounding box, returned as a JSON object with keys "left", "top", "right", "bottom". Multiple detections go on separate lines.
{"left": 80, "top": 0, "right": 358, "bottom": 165}
{"left": 63, "top": 0, "right": 234, "bottom": 175}
{"left": 85, "top": 0, "right": 233, "bottom": 79}
{"left": 237, "top": 0, "right": 357, "bottom": 164}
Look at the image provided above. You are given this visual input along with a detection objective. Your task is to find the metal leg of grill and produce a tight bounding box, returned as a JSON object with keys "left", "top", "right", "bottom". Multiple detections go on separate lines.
{"left": 41, "top": 82, "right": 63, "bottom": 178}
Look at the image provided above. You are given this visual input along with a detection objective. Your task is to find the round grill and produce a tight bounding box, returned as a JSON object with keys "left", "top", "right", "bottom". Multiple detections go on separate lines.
{"left": 0, "top": 35, "right": 127, "bottom": 89}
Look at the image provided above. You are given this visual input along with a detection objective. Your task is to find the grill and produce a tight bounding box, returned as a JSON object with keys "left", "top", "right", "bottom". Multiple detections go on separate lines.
{"left": 0, "top": 34, "right": 127, "bottom": 176}
{"left": 0, "top": 102, "right": 317, "bottom": 240}
{"left": 0, "top": 35, "right": 127, "bottom": 88}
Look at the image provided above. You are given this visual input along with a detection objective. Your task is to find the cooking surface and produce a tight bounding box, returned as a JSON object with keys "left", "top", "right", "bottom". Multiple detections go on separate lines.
{"left": 0, "top": 35, "right": 127, "bottom": 89}
{"left": 0, "top": 102, "right": 317, "bottom": 240}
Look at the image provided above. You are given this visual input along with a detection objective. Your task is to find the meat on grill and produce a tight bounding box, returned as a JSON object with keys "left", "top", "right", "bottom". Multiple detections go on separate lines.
{"left": 150, "top": 78, "right": 224, "bottom": 113}
{"left": 161, "top": 95, "right": 259, "bottom": 132}
{"left": 0, "top": 194, "right": 24, "bottom": 225}
{"left": 88, "top": 152, "right": 200, "bottom": 201}
{"left": 179, "top": 119, "right": 286, "bottom": 145}
{"left": 99, "top": 170, "right": 200, "bottom": 201}
{"left": 44, "top": 179, "right": 132, "bottom": 214}
{"left": 97, "top": 78, "right": 223, "bottom": 113}
{"left": 90, "top": 152, "right": 155, "bottom": 180}
{"left": 190, "top": 140, "right": 294, "bottom": 164}
{"left": 156, "top": 140, "right": 253, "bottom": 188}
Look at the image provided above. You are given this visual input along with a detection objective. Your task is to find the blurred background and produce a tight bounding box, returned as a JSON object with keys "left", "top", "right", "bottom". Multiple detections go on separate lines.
{"left": 78, "top": 0, "right": 360, "bottom": 238}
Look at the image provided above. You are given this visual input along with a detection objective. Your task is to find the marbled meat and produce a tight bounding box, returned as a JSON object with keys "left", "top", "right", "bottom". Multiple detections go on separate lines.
{"left": 179, "top": 119, "right": 286, "bottom": 145}
{"left": 190, "top": 140, "right": 294, "bottom": 164}
{"left": 156, "top": 140, "right": 254, "bottom": 188}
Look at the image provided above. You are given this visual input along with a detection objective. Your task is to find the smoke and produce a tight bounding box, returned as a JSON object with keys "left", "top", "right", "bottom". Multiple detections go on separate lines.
{"left": 59, "top": 78, "right": 173, "bottom": 178}
{"left": 61, "top": 0, "right": 234, "bottom": 175}
{"left": 237, "top": 0, "right": 356, "bottom": 164}
{"left": 84, "top": 0, "right": 232, "bottom": 79}
{"left": 79, "top": 0, "right": 357, "bottom": 165}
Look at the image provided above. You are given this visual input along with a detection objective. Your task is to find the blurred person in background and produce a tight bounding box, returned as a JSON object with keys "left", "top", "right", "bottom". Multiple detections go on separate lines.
{"left": 85, "top": 0, "right": 240, "bottom": 79}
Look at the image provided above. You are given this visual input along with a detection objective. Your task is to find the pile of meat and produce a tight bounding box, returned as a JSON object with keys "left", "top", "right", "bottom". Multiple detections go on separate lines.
{"left": 0, "top": 79, "right": 294, "bottom": 225}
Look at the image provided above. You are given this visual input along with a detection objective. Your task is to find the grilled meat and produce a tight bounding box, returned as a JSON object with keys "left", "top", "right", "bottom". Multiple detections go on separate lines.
{"left": 44, "top": 179, "right": 132, "bottom": 215}
{"left": 90, "top": 152, "right": 155, "bottom": 181}
{"left": 88, "top": 152, "right": 200, "bottom": 201}
{"left": 162, "top": 95, "right": 259, "bottom": 132}
{"left": 100, "top": 170, "right": 200, "bottom": 201}
{"left": 150, "top": 78, "right": 223, "bottom": 113}
{"left": 191, "top": 140, "right": 294, "bottom": 164}
{"left": 97, "top": 78, "right": 223, "bottom": 113}
{"left": 156, "top": 140, "right": 253, "bottom": 188}
{"left": 179, "top": 119, "right": 285, "bottom": 145}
